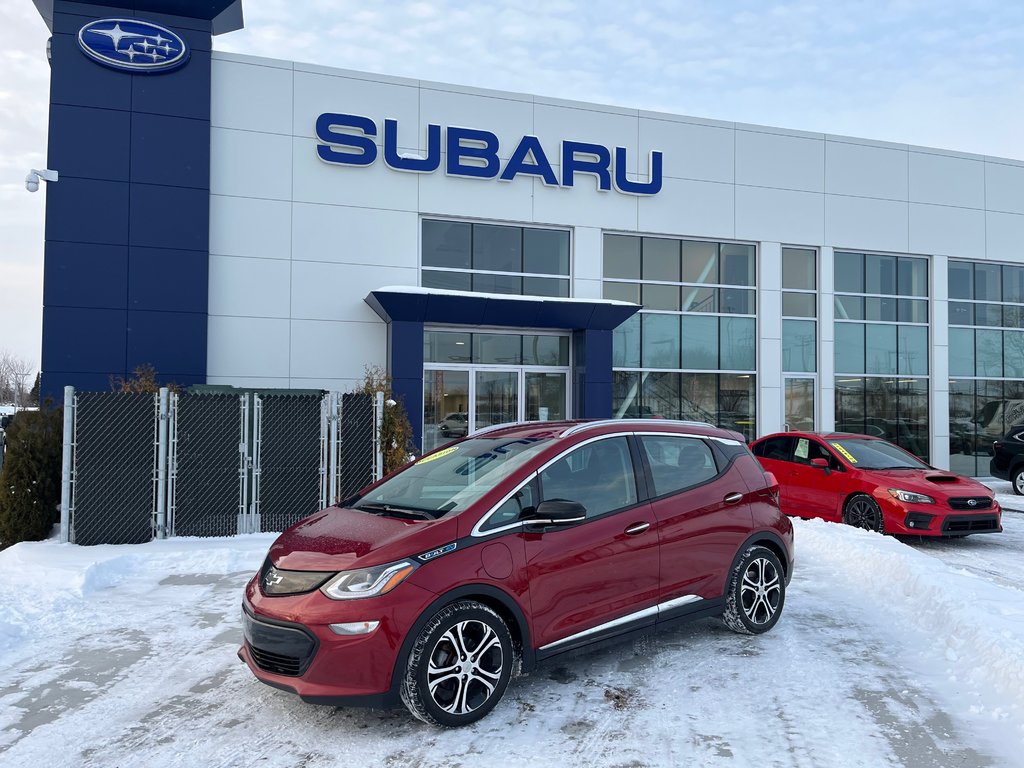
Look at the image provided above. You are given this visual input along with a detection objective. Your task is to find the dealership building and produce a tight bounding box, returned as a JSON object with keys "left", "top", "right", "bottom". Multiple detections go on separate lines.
{"left": 31, "top": 0, "right": 1024, "bottom": 475}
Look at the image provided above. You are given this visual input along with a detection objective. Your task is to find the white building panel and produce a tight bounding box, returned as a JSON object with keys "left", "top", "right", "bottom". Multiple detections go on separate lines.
{"left": 909, "top": 203, "right": 986, "bottom": 259}
{"left": 208, "top": 255, "right": 291, "bottom": 318}
{"left": 985, "top": 160, "right": 1024, "bottom": 215}
{"left": 736, "top": 130, "right": 824, "bottom": 193}
{"left": 420, "top": 86, "right": 535, "bottom": 162}
{"left": 825, "top": 140, "right": 909, "bottom": 201}
{"left": 291, "top": 204, "right": 418, "bottom": 268}
{"left": 210, "top": 127, "right": 292, "bottom": 201}
{"left": 289, "top": 319, "right": 386, "bottom": 380}
{"left": 418, "top": 167, "right": 535, "bottom": 224}
{"left": 637, "top": 177, "right": 734, "bottom": 241}
{"left": 825, "top": 194, "right": 909, "bottom": 253}
{"left": 291, "top": 261, "right": 417, "bottom": 322}
{"left": 209, "top": 195, "right": 292, "bottom": 260}
{"left": 735, "top": 186, "right": 824, "bottom": 245}
{"left": 986, "top": 211, "right": 1024, "bottom": 259}
{"left": 638, "top": 116, "right": 734, "bottom": 184}
{"left": 291, "top": 69, "right": 419, "bottom": 143}
{"left": 532, "top": 176, "right": 638, "bottom": 231}
{"left": 573, "top": 227, "right": 603, "bottom": 283}
{"left": 909, "top": 151, "right": 985, "bottom": 209}
{"left": 211, "top": 57, "right": 293, "bottom": 136}
{"left": 207, "top": 316, "right": 291, "bottom": 378}
{"left": 292, "top": 137, "right": 419, "bottom": 211}
{"left": 533, "top": 100, "right": 639, "bottom": 175}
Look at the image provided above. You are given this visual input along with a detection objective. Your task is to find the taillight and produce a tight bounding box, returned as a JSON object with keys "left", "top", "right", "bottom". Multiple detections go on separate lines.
{"left": 763, "top": 471, "right": 780, "bottom": 506}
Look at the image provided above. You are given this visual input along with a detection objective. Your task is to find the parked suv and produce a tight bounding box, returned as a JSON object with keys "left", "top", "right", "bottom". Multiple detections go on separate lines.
{"left": 240, "top": 419, "right": 792, "bottom": 726}
{"left": 991, "top": 425, "right": 1024, "bottom": 494}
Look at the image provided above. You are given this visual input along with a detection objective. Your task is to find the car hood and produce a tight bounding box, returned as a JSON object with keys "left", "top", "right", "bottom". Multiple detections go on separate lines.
{"left": 268, "top": 506, "right": 459, "bottom": 572}
{"left": 867, "top": 469, "right": 992, "bottom": 497}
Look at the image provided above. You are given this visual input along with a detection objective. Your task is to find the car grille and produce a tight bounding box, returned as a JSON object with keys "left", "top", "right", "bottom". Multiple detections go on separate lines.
{"left": 947, "top": 497, "right": 993, "bottom": 511}
{"left": 243, "top": 609, "right": 317, "bottom": 677}
{"left": 942, "top": 515, "right": 1000, "bottom": 533}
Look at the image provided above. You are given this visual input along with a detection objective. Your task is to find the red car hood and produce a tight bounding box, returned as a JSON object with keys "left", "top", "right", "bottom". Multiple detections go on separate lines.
{"left": 268, "top": 506, "right": 459, "bottom": 571}
{"left": 867, "top": 469, "right": 993, "bottom": 499}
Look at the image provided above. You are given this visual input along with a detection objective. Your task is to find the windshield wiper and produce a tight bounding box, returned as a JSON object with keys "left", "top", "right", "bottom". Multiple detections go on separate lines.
{"left": 354, "top": 502, "right": 437, "bottom": 521}
{"left": 871, "top": 465, "right": 918, "bottom": 470}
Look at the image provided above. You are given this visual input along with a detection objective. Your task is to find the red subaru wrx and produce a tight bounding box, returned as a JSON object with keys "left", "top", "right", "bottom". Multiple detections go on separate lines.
{"left": 750, "top": 432, "right": 1002, "bottom": 537}
{"left": 240, "top": 419, "right": 793, "bottom": 726}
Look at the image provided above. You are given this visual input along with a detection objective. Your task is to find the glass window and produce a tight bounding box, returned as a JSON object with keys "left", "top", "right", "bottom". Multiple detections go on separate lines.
{"left": 641, "top": 436, "right": 718, "bottom": 496}
{"left": 473, "top": 224, "right": 521, "bottom": 272}
{"left": 898, "top": 325, "right": 928, "bottom": 375}
{"left": 422, "top": 269, "right": 472, "bottom": 291}
{"left": 865, "top": 324, "right": 897, "bottom": 374}
{"left": 834, "top": 252, "right": 864, "bottom": 293}
{"left": 835, "top": 377, "right": 866, "bottom": 435}
{"left": 604, "top": 235, "right": 641, "bottom": 279}
{"left": 865, "top": 254, "right": 897, "bottom": 295}
{"left": 613, "top": 315, "right": 641, "bottom": 368}
{"left": 949, "top": 302, "right": 973, "bottom": 326}
{"left": 1004, "top": 305, "right": 1024, "bottom": 329}
{"left": 719, "top": 288, "right": 754, "bottom": 314}
{"left": 948, "top": 328, "right": 975, "bottom": 377}
{"left": 424, "top": 331, "right": 471, "bottom": 363}
{"left": 782, "top": 320, "right": 816, "bottom": 373}
{"left": 752, "top": 435, "right": 794, "bottom": 462}
{"left": 473, "top": 274, "right": 522, "bottom": 295}
{"left": 612, "top": 371, "right": 642, "bottom": 417}
{"left": 423, "top": 370, "right": 470, "bottom": 453}
{"left": 975, "top": 263, "right": 1001, "bottom": 301}
{"left": 681, "top": 315, "right": 717, "bottom": 369}
{"left": 783, "top": 248, "right": 816, "bottom": 290}
{"left": 718, "top": 374, "right": 756, "bottom": 439}
{"left": 835, "top": 324, "right": 865, "bottom": 374}
{"left": 642, "top": 238, "right": 680, "bottom": 282}
{"left": 680, "top": 286, "right": 717, "bottom": 312}
{"left": 720, "top": 243, "right": 755, "bottom": 286}
{"left": 834, "top": 295, "right": 864, "bottom": 320}
{"left": 642, "top": 314, "right": 681, "bottom": 369}
{"left": 865, "top": 296, "right": 897, "bottom": 322}
{"left": 422, "top": 220, "right": 471, "bottom": 268}
{"left": 604, "top": 281, "right": 640, "bottom": 304}
{"left": 898, "top": 299, "right": 928, "bottom": 324}
{"left": 523, "top": 277, "right": 569, "bottom": 297}
{"left": 783, "top": 293, "right": 816, "bottom": 317}
{"left": 1004, "top": 265, "right": 1024, "bottom": 304}
{"left": 642, "top": 284, "right": 680, "bottom": 311}
{"left": 540, "top": 437, "right": 637, "bottom": 517}
{"left": 784, "top": 378, "right": 815, "bottom": 432}
{"left": 976, "top": 329, "right": 1003, "bottom": 377}
{"left": 975, "top": 304, "right": 1003, "bottom": 327}
{"left": 680, "top": 240, "right": 718, "bottom": 283}
{"left": 641, "top": 372, "right": 680, "bottom": 419}
{"left": 473, "top": 333, "right": 522, "bottom": 365}
{"left": 720, "top": 317, "right": 755, "bottom": 370}
{"left": 897, "top": 257, "right": 928, "bottom": 297}
{"left": 678, "top": 373, "right": 718, "bottom": 424}
{"left": 1004, "top": 332, "right": 1024, "bottom": 379}
{"left": 481, "top": 483, "right": 536, "bottom": 532}
{"left": 523, "top": 229, "right": 569, "bottom": 275}
{"left": 522, "top": 335, "right": 569, "bottom": 366}
{"left": 948, "top": 261, "right": 973, "bottom": 300}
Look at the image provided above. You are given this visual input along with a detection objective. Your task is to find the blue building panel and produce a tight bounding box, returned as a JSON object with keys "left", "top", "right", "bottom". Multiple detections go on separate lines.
{"left": 42, "top": 306, "right": 128, "bottom": 374}
{"left": 48, "top": 33, "right": 133, "bottom": 111}
{"left": 128, "top": 246, "right": 208, "bottom": 313}
{"left": 129, "top": 113, "right": 210, "bottom": 188}
{"left": 131, "top": 48, "right": 211, "bottom": 121}
{"left": 47, "top": 104, "right": 131, "bottom": 182}
{"left": 128, "top": 184, "right": 209, "bottom": 251}
{"left": 44, "top": 241, "right": 128, "bottom": 310}
{"left": 126, "top": 309, "right": 207, "bottom": 376}
{"left": 44, "top": 177, "right": 130, "bottom": 245}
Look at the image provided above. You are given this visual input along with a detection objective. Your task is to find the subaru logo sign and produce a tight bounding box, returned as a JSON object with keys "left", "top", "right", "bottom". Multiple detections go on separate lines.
{"left": 78, "top": 18, "right": 189, "bottom": 73}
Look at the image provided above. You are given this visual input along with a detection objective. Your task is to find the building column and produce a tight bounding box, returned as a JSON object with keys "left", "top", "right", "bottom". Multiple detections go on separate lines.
{"left": 930, "top": 254, "right": 951, "bottom": 470}
{"left": 758, "top": 242, "right": 783, "bottom": 437}
{"left": 388, "top": 320, "right": 425, "bottom": 450}
{"left": 819, "top": 246, "right": 836, "bottom": 431}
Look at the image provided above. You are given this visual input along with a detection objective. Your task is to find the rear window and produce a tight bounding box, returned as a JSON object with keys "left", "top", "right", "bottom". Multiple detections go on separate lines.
{"left": 640, "top": 435, "right": 718, "bottom": 496}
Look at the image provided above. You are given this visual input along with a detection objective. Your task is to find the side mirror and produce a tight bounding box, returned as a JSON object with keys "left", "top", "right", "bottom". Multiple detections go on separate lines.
{"left": 810, "top": 457, "right": 830, "bottom": 473}
{"left": 525, "top": 499, "right": 587, "bottom": 527}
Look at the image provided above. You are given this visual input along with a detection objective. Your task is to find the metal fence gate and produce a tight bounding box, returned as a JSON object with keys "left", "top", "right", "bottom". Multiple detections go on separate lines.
{"left": 63, "top": 388, "right": 380, "bottom": 545}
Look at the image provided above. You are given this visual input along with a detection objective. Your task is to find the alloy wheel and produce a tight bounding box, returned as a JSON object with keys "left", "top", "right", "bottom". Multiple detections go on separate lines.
{"left": 740, "top": 556, "right": 781, "bottom": 626}
{"left": 426, "top": 619, "right": 504, "bottom": 715}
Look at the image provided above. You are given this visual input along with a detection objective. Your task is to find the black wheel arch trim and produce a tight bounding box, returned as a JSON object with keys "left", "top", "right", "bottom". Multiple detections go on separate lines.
{"left": 730, "top": 531, "right": 793, "bottom": 585}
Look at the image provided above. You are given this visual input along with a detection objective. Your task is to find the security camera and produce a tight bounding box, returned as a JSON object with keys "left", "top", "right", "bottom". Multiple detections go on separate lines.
{"left": 25, "top": 168, "right": 58, "bottom": 193}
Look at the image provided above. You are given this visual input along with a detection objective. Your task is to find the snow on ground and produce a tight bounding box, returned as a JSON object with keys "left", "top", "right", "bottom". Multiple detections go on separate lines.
{"left": 1, "top": 508, "right": 1023, "bottom": 766}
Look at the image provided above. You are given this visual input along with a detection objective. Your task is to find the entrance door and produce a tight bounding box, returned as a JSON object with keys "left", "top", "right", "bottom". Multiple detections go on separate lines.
{"left": 526, "top": 371, "right": 567, "bottom": 422}
{"left": 474, "top": 370, "right": 519, "bottom": 431}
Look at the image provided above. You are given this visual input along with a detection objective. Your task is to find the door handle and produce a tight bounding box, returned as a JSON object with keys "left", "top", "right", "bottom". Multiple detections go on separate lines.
{"left": 624, "top": 522, "right": 651, "bottom": 536}
{"left": 724, "top": 492, "right": 744, "bottom": 504}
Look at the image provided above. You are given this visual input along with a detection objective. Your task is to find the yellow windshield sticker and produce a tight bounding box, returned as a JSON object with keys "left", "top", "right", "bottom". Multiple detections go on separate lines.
{"left": 830, "top": 442, "right": 857, "bottom": 464}
{"left": 417, "top": 445, "right": 459, "bottom": 464}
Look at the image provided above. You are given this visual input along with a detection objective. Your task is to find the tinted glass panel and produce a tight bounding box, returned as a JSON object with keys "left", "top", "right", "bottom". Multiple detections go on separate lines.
{"left": 612, "top": 370, "right": 641, "bottom": 417}
{"left": 422, "top": 269, "right": 471, "bottom": 291}
{"left": 642, "top": 372, "right": 680, "bottom": 419}
{"left": 949, "top": 301, "right": 973, "bottom": 326}
{"left": 782, "top": 247, "right": 816, "bottom": 290}
{"left": 720, "top": 317, "right": 755, "bottom": 370}
{"left": 641, "top": 436, "right": 718, "bottom": 496}
{"left": 681, "top": 315, "right": 717, "bottom": 369}
{"left": 835, "top": 323, "right": 865, "bottom": 373}
{"left": 898, "top": 325, "right": 928, "bottom": 375}
{"left": 865, "top": 296, "right": 897, "bottom": 322}
{"left": 897, "top": 257, "right": 928, "bottom": 297}
{"left": 865, "top": 323, "right": 897, "bottom": 374}
{"left": 865, "top": 254, "right": 897, "bottom": 295}
{"left": 681, "top": 286, "right": 717, "bottom": 312}
{"left": 948, "top": 328, "right": 975, "bottom": 377}
{"left": 642, "top": 314, "right": 681, "bottom": 369}
{"left": 678, "top": 372, "right": 719, "bottom": 424}
{"left": 976, "top": 329, "right": 1002, "bottom": 377}
{"left": 754, "top": 436, "right": 794, "bottom": 461}
{"left": 642, "top": 238, "right": 680, "bottom": 281}
{"left": 720, "top": 243, "right": 755, "bottom": 286}
{"left": 680, "top": 240, "right": 718, "bottom": 283}
{"left": 522, "top": 335, "right": 569, "bottom": 366}
{"left": 523, "top": 229, "right": 569, "bottom": 275}
{"left": 424, "top": 331, "right": 471, "bottom": 363}
{"left": 604, "top": 281, "right": 640, "bottom": 303}
{"left": 1004, "top": 305, "right": 1024, "bottom": 329}
{"left": 1005, "top": 332, "right": 1024, "bottom": 379}
{"left": 613, "top": 315, "right": 641, "bottom": 368}
{"left": 975, "top": 303, "right": 1003, "bottom": 327}
{"left": 473, "top": 334, "right": 521, "bottom": 365}
{"left": 642, "top": 284, "right": 680, "bottom": 311}
{"left": 835, "top": 377, "right": 865, "bottom": 435}
{"left": 898, "top": 299, "right": 928, "bottom": 324}
{"left": 948, "top": 261, "right": 973, "bottom": 300}
{"left": 1004, "top": 265, "right": 1024, "bottom": 304}
{"left": 718, "top": 374, "right": 756, "bottom": 439}
{"left": 834, "top": 252, "right": 864, "bottom": 293}
{"left": 785, "top": 378, "right": 815, "bottom": 432}
{"left": 473, "top": 273, "right": 522, "bottom": 295}
{"left": 834, "top": 295, "right": 864, "bottom": 320}
{"left": 422, "top": 220, "right": 471, "bottom": 268}
{"left": 783, "top": 292, "right": 816, "bottom": 317}
{"left": 604, "top": 235, "right": 641, "bottom": 279}
{"left": 540, "top": 437, "right": 637, "bottom": 517}
{"left": 523, "top": 277, "right": 569, "bottom": 297}
{"left": 719, "top": 288, "right": 754, "bottom": 314}
{"left": 423, "top": 370, "right": 470, "bottom": 453}
{"left": 975, "top": 263, "right": 1001, "bottom": 301}
{"left": 782, "top": 319, "right": 816, "bottom": 372}
{"left": 473, "top": 224, "right": 521, "bottom": 272}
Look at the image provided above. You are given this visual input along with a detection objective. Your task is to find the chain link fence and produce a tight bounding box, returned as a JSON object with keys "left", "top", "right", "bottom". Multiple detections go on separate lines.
{"left": 62, "top": 388, "right": 381, "bottom": 545}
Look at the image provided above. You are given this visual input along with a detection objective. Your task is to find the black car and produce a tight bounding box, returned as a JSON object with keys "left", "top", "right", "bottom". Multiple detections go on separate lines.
{"left": 990, "top": 425, "right": 1024, "bottom": 494}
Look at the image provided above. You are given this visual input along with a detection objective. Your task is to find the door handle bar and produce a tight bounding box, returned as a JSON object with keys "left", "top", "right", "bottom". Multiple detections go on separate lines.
{"left": 624, "top": 522, "right": 651, "bottom": 535}
{"left": 724, "top": 492, "right": 744, "bottom": 504}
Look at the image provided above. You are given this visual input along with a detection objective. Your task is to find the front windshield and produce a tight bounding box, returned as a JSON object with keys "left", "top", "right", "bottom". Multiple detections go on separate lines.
{"left": 827, "top": 437, "right": 928, "bottom": 470}
{"left": 353, "top": 436, "right": 551, "bottom": 518}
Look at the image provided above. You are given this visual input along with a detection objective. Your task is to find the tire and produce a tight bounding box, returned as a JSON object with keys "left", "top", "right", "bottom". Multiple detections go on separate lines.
{"left": 1012, "top": 466, "right": 1024, "bottom": 496}
{"left": 722, "top": 545, "right": 786, "bottom": 635}
{"left": 843, "top": 493, "right": 885, "bottom": 533}
{"left": 401, "top": 600, "right": 516, "bottom": 727}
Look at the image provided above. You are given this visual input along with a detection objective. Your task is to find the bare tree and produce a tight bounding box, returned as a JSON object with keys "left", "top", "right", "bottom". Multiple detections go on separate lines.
{"left": 0, "top": 351, "right": 35, "bottom": 407}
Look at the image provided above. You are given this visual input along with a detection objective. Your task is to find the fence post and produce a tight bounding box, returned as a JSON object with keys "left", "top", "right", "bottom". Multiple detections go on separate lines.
{"left": 374, "top": 391, "right": 385, "bottom": 481}
{"left": 59, "top": 386, "right": 75, "bottom": 544}
{"left": 155, "top": 387, "right": 170, "bottom": 539}
{"left": 329, "top": 392, "right": 340, "bottom": 503}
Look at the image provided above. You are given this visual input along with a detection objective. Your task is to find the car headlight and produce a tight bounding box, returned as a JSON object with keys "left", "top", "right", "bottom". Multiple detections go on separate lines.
{"left": 320, "top": 560, "right": 418, "bottom": 600}
{"left": 261, "top": 563, "right": 334, "bottom": 595}
{"left": 887, "top": 488, "right": 935, "bottom": 505}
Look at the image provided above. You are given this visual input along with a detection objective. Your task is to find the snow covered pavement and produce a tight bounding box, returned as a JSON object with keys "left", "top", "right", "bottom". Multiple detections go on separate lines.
{"left": 1, "top": 510, "right": 1022, "bottom": 767}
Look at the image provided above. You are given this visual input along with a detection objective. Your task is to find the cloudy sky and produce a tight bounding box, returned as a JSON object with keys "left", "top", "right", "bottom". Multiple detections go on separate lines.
{"left": 2, "top": 0, "right": 1024, "bottom": 373}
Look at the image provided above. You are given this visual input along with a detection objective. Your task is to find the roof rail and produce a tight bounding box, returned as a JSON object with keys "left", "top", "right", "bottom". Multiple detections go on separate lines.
{"left": 559, "top": 418, "right": 715, "bottom": 437}
{"left": 467, "top": 420, "right": 540, "bottom": 438}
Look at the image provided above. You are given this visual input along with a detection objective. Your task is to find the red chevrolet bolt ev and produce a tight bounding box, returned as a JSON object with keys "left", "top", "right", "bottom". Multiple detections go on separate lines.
{"left": 240, "top": 419, "right": 793, "bottom": 726}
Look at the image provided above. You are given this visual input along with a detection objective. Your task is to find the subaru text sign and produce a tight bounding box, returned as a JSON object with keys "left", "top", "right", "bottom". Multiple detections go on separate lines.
{"left": 78, "top": 19, "right": 189, "bottom": 73}
{"left": 315, "top": 113, "right": 664, "bottom": 195}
